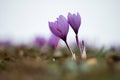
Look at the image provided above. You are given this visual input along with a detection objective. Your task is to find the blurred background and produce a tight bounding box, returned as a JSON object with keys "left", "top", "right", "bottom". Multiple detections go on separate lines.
{"left": 0, "top": 0, "right": 120, "bottom": 48}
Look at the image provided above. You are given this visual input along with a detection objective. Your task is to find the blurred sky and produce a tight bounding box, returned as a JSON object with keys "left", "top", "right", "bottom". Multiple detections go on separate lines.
{"left": 0, "top": 0, "right": 120, "bottom": 47}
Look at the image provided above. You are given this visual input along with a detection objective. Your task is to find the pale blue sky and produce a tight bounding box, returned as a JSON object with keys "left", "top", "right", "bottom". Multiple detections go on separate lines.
{"left": 0, "top": 0, "right": 120, "bottom": 47}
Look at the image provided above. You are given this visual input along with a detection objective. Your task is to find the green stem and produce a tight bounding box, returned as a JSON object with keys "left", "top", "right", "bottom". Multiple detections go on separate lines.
{"left": 75, "top": 34, "right": 82, "bottom": 54}
{"left": 64, "top": 41, "right": 76, "bottom": 60}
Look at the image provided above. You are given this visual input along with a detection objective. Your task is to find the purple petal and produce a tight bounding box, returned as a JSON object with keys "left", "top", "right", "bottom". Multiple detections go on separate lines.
{"left": 49, "top": 22, "right": 62, "bottom": 38}
{"left": 75, "top": 13, "right": 81, "bottom": 28}
{"left": 57, "top": 15, "right": 69, "bottom": 38}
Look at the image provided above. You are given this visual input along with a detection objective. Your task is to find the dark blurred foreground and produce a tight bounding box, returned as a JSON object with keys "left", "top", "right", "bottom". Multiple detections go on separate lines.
{"left": 0, "top": 44, "right": 120, "bottom": 80}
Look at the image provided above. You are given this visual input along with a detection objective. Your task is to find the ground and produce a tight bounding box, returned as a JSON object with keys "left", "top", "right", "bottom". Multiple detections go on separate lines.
{"left": 0, "top": 45, "right": 120, "bottom": 80}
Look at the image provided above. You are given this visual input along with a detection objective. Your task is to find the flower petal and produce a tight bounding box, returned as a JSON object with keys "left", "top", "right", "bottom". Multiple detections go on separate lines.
{"left": 49, "top": 22, "right": 62, "bottom": 38}
{"left": 57, "top": 15, "right": 69, "bottom": 38}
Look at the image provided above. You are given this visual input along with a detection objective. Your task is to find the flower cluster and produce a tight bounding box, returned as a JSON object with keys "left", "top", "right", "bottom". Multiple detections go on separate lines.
{"left": 33, "top": 35, "right": 60, "bottom": 50}
{"left": 48, "top": 12, "right": 87, "bottom": 60}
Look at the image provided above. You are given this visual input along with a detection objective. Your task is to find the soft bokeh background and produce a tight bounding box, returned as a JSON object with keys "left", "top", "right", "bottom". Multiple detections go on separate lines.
{"left": 0, "top": 0, "right": 120, "bottom": 47}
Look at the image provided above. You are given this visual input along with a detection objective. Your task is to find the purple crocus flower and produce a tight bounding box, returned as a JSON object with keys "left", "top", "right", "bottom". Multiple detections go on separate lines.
{"left": 49, "top": 15, "right": 76, "bottom": 60}
{"left": 49, "top": 15, "right": 69, "bottom": 41}
{"left": 34, "top": 36, "right": 46, "bottom": 48}
{"left": 68, "top": 12, "right": 81, "bottom": 34}
{"left": 47, "top": 34, "right": 60, "bottom": 49}
{"left": 0, "top": 40, "right": 11, "bottom": 47}
{"left": 68, "top": 12, "right": 86, "bottom": 59}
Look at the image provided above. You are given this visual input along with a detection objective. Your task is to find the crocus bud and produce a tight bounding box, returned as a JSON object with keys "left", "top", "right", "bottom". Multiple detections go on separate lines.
{"left": 49, "top": 15, "right": 69, "bottom": 41}
{"left": 68, "top": 12, "right": 81, "bottom": 34}
{"left": 81, "top": 40, "right": 87, "bottom": 59}
{"left": 47, "top": 34, "right": 60, "bottom": 49}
